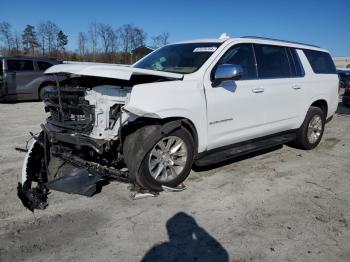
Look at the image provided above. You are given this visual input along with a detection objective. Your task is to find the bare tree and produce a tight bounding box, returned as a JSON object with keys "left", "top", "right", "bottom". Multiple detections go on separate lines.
{"left": 0, "top": 22, "right": 14, "bottom": 53}
{"left": 152, "top": 32, "right": 170, "bottom": 48}
{"left": 109, "top": 29, "right": 118, "bottom": 53}
{"left": 13, "top": 32, "right": 21, "bottom": 55}
{"left": 97, "top": 23, "right": 113, "bottom": 54}
{"left": 119, "top": 24, "right": 147, "bottom": 63}
{"left": 130, "top": 27, "right": 147, "bottom": 50}
{"left": 37, "top": 21, "right": 60, "bottom": 54}
{"left": 45, "top": 21, "right": 59, "bottom": 53}
{"left": 78, "top": 32, "right": 88, "bottom": 59}
{"left": 119, "top": 24, "right": 133, "bottom": 53}
{"left": 89, "top": 22, "right": 98, "bottom": 61}
{"left": 38, "top": 22, "right": 47, "bottom": 55}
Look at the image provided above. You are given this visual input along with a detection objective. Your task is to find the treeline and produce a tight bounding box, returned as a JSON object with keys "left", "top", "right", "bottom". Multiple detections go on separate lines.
{"left": 0, "top": 21, "right": 169, "bottom": 64}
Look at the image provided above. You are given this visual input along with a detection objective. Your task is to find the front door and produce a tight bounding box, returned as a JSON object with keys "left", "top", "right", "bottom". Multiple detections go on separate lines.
{"left": 204, "top": 43, "right": 267, "bottom": 150}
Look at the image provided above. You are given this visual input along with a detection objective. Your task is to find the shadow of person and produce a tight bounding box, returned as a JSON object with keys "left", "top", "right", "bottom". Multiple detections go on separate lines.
{"left": 141, "top": 212, "right": 229, "bottom": 262}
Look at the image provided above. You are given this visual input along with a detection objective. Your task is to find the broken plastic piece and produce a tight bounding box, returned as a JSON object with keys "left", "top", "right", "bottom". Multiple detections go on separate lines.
{"left": 130, "top": 192, "right": 158, "bottom": 200}
{"left": 161, "top": 183, "right": 186, "bottom": 192}
{"left": 46, "top": 168, "right": 105, "bottom": 197}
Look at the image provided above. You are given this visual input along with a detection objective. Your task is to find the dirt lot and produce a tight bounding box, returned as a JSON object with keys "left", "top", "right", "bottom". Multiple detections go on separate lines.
{"left": 0, "top": 102, "right": 349, "bottom": 262}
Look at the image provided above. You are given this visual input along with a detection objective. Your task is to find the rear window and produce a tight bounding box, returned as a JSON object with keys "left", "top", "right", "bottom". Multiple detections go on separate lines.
{"left": 254, "top": 44, "right": 292, "bottom": 78}
{"left": 37, "top": 61, "right": 53, "bottom": 70}
{"left": 7, "top": 60, "right": 34, "bottom": 71}
{"left": 303, "top": 50, "right": 336, "bottom": 74}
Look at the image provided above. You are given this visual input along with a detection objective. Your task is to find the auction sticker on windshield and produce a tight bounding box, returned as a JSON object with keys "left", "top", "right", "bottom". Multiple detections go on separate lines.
{"left": 193, "top": 47, "right": 217, "bottom": 52}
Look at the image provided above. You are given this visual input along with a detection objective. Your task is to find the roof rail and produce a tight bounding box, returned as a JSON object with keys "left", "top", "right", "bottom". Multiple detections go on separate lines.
{"left": 241, "top": 36, "right": 320, "bottom": 48}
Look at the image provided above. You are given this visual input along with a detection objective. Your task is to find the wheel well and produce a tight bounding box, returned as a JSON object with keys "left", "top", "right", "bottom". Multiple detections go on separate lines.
{"left": 122, "top": 117, "right": 199, "bottom": 156}
{"left": 311, "top": 100, "right": 328, "bottom": 118}
{"left": 38, "top": 81, "right": 55, "bottom": 94}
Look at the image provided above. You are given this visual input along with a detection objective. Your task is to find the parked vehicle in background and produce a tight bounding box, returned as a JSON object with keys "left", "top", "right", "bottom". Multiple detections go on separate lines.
{"left": 0, "top": 57, "right": 61, "bottom": 101}
{"left": 18, "top": 35, "right": 339, "bottom": 211}
{"left": 338, "top": 70, "right": 350, "bottom": 107}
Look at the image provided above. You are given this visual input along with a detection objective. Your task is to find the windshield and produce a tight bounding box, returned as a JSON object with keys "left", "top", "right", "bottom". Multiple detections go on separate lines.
{"left": 133, "top": 43, "right": 222, "bottom": 74}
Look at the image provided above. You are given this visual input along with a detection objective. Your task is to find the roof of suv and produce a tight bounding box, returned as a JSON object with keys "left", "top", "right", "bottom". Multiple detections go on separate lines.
{"left": 174, "top": 35, "right": 327, "bottom": 52}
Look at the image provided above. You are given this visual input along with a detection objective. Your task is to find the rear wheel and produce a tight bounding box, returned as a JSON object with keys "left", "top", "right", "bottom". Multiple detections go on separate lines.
{"left": 39, "top": 85, "right": 54, "bottom": 101}
{"left": 294, "top": 106, "right": 325, "bottom": 150}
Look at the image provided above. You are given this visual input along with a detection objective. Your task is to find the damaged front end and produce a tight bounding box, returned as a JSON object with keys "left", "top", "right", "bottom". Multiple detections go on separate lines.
{"left": 17, "top": 64, "right": 183, "bottom": 211}
{"left": 18, "top": 77, "right": 133, "bottom": 211}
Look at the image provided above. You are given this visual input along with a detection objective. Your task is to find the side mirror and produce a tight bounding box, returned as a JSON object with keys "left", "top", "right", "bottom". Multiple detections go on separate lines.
{"left": 213, "top": 64, "right": 243, "bottom": 85}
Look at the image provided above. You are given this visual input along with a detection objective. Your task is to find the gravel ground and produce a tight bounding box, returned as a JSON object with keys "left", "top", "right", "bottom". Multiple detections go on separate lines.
{"left": 0, "top": 101, "right": 349, "bottom": 262}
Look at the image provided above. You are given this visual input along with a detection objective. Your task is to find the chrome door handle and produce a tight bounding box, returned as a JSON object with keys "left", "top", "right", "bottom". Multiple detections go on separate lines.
{"left": 292, "top": 85, "right": 301, "bottom": 90}
{"left": 252, "top": 87, "right": 264, "bottom": 93}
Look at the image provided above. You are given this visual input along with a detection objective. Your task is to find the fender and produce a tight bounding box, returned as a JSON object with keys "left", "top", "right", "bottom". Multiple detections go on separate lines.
{"left": 124, "top": 80, "right": 208, "bottom": 153}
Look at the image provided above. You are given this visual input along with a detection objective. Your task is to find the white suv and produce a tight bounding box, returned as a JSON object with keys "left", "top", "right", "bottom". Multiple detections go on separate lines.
{"left": 18, "top": 35, "right": 338, "bottom": 210}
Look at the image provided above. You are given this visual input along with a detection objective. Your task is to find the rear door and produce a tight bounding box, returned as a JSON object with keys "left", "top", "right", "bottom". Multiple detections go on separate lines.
{"left": 0, "top": 59, "right": 5, "bottom": 98}
{"left": 6, "top": 59, "right": 41, "bottom": 95}
{"left": 253, "top": 44, "right": 304, "bottom": 132}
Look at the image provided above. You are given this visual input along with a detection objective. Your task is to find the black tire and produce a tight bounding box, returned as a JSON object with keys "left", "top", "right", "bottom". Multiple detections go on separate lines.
{"left": 123, "top": 125, "right": 195, "bottom": 192}
{"left": 294, "top": 106, "right": 325, "bottom": 150}
{"left": 38, "top": 85, "right": 54, "bottom": 101}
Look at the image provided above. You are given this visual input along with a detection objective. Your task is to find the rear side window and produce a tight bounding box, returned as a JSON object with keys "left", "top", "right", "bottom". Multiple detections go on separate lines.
{"left": 303, "top": 50, "right": 336, "bottom": 74}
{"left": 215, "top": 43, "right": 257, "bottom": 80}
{"left": 254, "top": 44, "right": 292, "bottom": 78}
{"left": 37, "top": 61, "right": 53, "bottom": 70}
{"left": 289, "top": 48, "right": 304, "bottom": 77}
{"left": 7, "top": 60, "right": 34, "bottom": 71}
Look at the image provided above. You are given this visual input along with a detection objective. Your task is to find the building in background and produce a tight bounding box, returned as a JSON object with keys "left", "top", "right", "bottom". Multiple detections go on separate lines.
{"left": 131, "top": 46, "right": 154, "bottom": 64}
{"left": 333, "top": 57, "right": 350, "bottom": 69}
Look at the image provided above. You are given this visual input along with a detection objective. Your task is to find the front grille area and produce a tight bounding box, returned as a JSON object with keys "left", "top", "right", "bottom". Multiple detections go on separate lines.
{"left": 44, "top": 87, "right": 95, "bottom": 133}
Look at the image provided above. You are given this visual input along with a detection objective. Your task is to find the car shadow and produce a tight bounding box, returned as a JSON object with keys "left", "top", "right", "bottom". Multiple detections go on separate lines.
{"left": 141, "top": 212, "right": 229, "bottom": 262}
{"left": 192, "top": 145, "right": 282, "bottom": 172}
{"left": 336, "top": 102, "right": 350, "bottom": 116}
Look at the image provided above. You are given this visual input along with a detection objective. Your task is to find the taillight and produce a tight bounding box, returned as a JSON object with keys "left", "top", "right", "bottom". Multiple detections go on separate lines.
{"left": 345, "top": 87, "right": 350, "bottom": 93}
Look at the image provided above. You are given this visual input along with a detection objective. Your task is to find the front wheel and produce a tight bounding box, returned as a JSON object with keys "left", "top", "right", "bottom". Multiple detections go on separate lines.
{"left": 124, "top": 125, "right": 195, "bottom": 192}
{"left": 293, "top": 106, "right": 325, "bottom": 150}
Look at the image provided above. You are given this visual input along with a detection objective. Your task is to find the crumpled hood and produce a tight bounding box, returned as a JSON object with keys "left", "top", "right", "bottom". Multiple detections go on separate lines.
{"left": 45, "top": 63, "right": 183, "bottom": 80}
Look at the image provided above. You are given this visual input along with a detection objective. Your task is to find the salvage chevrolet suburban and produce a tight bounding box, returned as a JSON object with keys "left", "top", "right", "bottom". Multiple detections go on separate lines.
{"left": 18, "top": 35, "right": 338, "bottom": 210}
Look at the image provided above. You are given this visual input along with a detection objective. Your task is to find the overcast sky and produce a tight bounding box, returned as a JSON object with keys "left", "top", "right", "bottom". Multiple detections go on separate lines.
{"left": 1, "top": 0, "right": 349, "bottom": 56}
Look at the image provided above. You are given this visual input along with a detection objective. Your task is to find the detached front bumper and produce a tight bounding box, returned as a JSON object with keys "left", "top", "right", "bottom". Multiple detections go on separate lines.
{"left": 42, "top": 122, "right": 106, "bottom": 153}
{"left": 18, "top": 130, "right": 129, "bottom": 211}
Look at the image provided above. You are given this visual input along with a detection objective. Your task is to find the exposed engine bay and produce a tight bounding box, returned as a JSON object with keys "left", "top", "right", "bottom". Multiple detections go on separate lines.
{"left": 18, "top": 73, "right": 177, "bottom": 211}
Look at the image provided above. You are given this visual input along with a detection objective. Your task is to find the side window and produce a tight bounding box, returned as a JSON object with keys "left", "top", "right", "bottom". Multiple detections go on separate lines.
{"left": 0, "top": 60, "right": 3, "bottom": 80}
{"left": 303, "top": 49, "right": 336, "bottom": 74}
{"left": 254, "top": 44, "right": 292, "bottom": 78}
{"left": 215, "top": 44, "right": 257, "bottom": 80}
{"left": 289, "top": 48, "right": 305, "bottom": 77}
{"left": 37, "top": 61, "right": 53, "bottom": 71}
{"left": 7, "top": 60, "right": 34, "bottom": 71}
